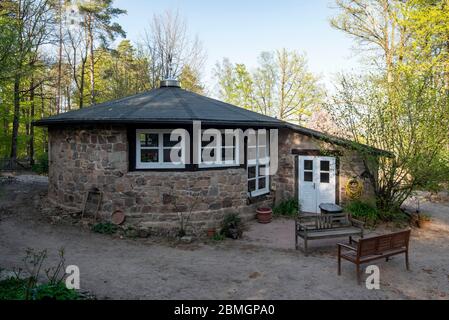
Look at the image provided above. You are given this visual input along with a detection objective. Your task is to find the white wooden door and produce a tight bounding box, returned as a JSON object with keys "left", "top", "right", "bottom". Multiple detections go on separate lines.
{"left": 298, "top": 156, "right": 337, "bottom": 213}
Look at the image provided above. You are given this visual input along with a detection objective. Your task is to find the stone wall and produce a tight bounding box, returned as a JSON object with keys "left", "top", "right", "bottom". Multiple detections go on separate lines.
{"left": 48, "top": 125, "right": 252, "bottom": 236}
{"left": 274, "top": 128, "right": 376, "bottom": 206}
{"left": 48, "top": 125, "right": 376, "bottom": 236}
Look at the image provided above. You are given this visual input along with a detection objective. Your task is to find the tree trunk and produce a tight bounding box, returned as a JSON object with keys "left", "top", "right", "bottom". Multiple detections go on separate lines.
{"left": 88, "top": 15, "right": 96, "bottom": 105}
{"left": 56, "top": 0, "right": 63, "bottom": 114}
{"left": 80, "top": 59, "right": 86, "bottom": 108}
{"left": 10, "top": 75, "right": 21, "bottom": 161}
{"left": 29, "top": 77, "right": 35, "bottom": 166}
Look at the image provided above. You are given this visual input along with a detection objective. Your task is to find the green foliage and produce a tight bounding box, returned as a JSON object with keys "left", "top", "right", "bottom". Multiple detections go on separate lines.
{"left": 92, "top": 222, "right": 118, "bottom": 235}
{"left": 32, "top": 152, "right": 48, "bottom": 175}
{"left": 273, "top": 199, "right": 299, "bottom": 217}
{"left": 220, "top": 213, "right": 244, "bottom": 240}
{"left": 32, "top": 282, "right": 80, "bottom": 301}
{"left": 345, "top": 200, "right": 380, "bottom": 225}
{"left": 215, "top": 49, "right": 323, "bottom": 124}
{"left": 0, "top": 277, "right": 27, "bottom": 300}
{"left": 0, "top": 278, "right": 81, "bottom": 301}
{"left": 212, "top": 233, "right": 226, "bottom": 242}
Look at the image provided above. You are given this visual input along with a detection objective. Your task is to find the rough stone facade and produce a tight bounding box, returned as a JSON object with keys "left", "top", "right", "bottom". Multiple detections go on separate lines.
{"left": 48, "top": 125, "right": 254, "bottom": 236}
{"left": 275, "top": 128, "right": 376, "bottom": 206}
{"left": 48, "top": 125, "right": 376, "bottom": 236}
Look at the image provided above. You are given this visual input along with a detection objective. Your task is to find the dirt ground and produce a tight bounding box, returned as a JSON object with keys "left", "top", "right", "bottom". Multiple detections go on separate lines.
{"left": 1, "top": 174, "right": 448, "bottom": 300}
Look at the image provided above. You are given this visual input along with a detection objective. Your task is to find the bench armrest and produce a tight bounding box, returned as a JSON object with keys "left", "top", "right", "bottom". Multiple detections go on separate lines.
{"left": 349, "top": 217, "right": 365, "bottom": 228}
{"left": 337, "top": 243, "right": 357, "bottom": 252}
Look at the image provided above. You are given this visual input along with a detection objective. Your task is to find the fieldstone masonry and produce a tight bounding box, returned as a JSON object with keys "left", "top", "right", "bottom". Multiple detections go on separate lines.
{"left": 48, "top": 125, "right": 254, "bottom": 235}
{"left": 48, "top": 125, "right": 375, "bottom": 236}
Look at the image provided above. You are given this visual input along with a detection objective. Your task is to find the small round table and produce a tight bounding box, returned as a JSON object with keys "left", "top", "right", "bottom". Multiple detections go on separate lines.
{"left": 319, "top": 203, "right": 343, "bottom": 215}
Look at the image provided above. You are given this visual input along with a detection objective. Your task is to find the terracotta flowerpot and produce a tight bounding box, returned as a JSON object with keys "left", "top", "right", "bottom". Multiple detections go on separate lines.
{"left": 207, "top": 228, "right": 216, "bottom": 238}
{"left": 417, "top": 219, "right": 431, "bottom": 229}
{"left": 256, "top": 208, "right": 273, "bottom": 224}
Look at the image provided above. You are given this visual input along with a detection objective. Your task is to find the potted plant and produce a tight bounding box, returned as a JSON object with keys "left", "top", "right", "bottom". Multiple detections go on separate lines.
{"left": 256, "top": 207, "right": 273, "bottom": 224}
{"left": 416, "top": 213, "right": 431, "bottom": 229}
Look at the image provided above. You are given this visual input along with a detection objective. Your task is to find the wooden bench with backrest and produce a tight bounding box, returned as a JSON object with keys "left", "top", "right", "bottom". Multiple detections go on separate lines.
{"left": 338, "top": 230, "right": 411, "bottom": 284}
{"left": 295, "top": 213, "right": 364, "bottom": 255}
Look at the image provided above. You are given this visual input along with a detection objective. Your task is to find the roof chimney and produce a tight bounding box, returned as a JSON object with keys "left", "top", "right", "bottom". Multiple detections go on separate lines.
{"left": 160, "top": 54, "right": 181, "bottom": 88}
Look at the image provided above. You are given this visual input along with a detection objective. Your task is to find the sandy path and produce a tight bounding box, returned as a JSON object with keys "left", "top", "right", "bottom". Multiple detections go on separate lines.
{"left": 0, "top": 175, "right": 448, "bottom": 300}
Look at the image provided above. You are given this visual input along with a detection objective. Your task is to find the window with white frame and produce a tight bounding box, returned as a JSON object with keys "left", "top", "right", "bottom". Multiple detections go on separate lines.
{"left": 247, "top": 131, "right": 270, "bottom": 197}
{"left": 199, "top": 129, "right": 239, "bottom": 168}
{"left": 136, "top": 129, "right": 186, "bottom": 169}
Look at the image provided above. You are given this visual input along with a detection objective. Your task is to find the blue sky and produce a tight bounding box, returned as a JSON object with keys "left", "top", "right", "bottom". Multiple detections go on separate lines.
{"left": 114, "top": 0, "right": 361, "bottom": 93}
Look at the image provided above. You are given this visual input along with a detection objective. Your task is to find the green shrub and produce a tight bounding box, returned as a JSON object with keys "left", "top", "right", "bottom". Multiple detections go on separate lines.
{"left": 0, "top": 277, "right": 27, "bottom": 300}
{"left": 92, "top": 222, "right": 118, "bottom": 235}
{"left": 32, "top": 152, "right": 49, "bottom": 175}
{"left": 273, "top": 199, "right": 299, "bottom": 217}
{"left": 32, "top": 282, "right": 80, "bottom": 300}
{"left": 0, "top": 278, "right": 81, "bottom": 301}
{"left": 345, "top": 200, "right": 380, "bottom": 225}
{"left": 212, "top": 233, "right": 226, "bottom": 242}
{"left": 220, "top": 213, "right": 244, "bottom": 239}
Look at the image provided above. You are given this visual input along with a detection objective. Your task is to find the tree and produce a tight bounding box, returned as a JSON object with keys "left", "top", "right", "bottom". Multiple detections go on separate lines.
{"left": 179, "top": 65, "right": 204, "bottom": 94}
{"left": 141, "top": 9, "right": 205, "bottom": 89}
{"left": 78, "top": 0, "right": 126, "bottom": 105}
{"left": 215, "top": 49, "right": 324, "bottom": 124}
{"left": 326, "top": 70, "right": 449, "bottom": 212}
{"left": 8, "top": 0, "right": 53, "bottom": 161}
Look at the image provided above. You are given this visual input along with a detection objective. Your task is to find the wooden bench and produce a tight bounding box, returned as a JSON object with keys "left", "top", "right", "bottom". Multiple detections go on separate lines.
{"left": 295, "top": 213, "right": 364, "bottom": 255}
{"left": 338, "top": 230, "right": 411, "bottom": 284}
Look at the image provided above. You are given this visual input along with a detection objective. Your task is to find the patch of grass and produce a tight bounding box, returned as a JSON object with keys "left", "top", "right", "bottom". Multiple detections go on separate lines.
{"left": 273, "top": 199, "right": 299, "bottom": 217}
{"left": 92, "top": 222, "right": 118, "bottom": 235}
{"left": 345, "top": 200, "right": 380, "bottom": 226}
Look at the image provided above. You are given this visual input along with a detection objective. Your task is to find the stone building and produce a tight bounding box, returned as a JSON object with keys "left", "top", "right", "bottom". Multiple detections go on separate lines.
{"left": 34, "top": 79, "right": 389, "bottom": 235}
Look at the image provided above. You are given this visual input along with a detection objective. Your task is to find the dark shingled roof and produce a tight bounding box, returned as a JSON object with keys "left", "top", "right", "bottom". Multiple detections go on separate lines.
{"left": 34, "top": 86, "right": 392, "bottom": 157}
{"left": 34, "top": 86, "right": 283, "bottom": 127}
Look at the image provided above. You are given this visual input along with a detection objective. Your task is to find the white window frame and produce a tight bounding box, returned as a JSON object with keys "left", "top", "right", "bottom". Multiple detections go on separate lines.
{"left": 136, "top": 129, "right": 186, "bottom": 170}
{"left": 198, "top": 129, "right": 240, "bottom": 169}
{"left": 248, "top": 132, "right": 270, "bottom": 197}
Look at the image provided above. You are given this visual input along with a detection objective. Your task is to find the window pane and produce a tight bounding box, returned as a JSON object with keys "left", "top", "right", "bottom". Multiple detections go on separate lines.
{"left": 258, "top": 146, "right": 267, "bottom": 158}
{"left": 247, "top": 146, "right": 257, "bottom": 161}
{"left": 304, "top": 160, "right": 313, "bottom": 171}
{"left": 163, "top": 148, "right": 182, "bottom": 163}
{"left": 201, "top": 147, "right": 216, "bottom": 162}
{"left": 259, "top": 165, "right": 268, "bottom": 177}
{"left": 140, "top": 134, "right": 158, "bottom": 147}
{"left": 304, "top": 171, "right": 313, "bottom": 182}
{"left": 248, "top": 179, "right": 256, "bottom": 193}
{"left": 141, "top": 149, "right": 158, "bottom": 163}
{"left": 163, "top": 134, "right": 181, "bottom": 147}
{"left": 222, "top": 147, "right": 236, "bottom": 162}
{"left": 321, "top": 161, "right": 330, "bottom": 172}
{"left": 321, "top": 172, "right": 330, "bottom": 184}
{"left": 259, "top": 177, "right": 266, "bottom": 190}
{"left": 248, "top": 166, "right": 256, "bottom": 179}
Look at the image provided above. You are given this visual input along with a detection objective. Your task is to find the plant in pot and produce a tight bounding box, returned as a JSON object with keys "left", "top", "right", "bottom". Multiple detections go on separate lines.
{"left": 416, "top": 213, "right": 431, "bottom": 229}
{"left": 256, "top": 207, "right": 273, "bottom": 224}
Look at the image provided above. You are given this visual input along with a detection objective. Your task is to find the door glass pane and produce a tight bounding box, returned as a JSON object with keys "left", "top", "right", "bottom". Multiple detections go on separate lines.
{"left": 304, "top": 171, "right": 313, "bottom": 182}
{"left": 259, "top": 165, "right": 268, "bottom": 177}
{"left": 140, "top": 134, "right": 158, "bottom": 147}
{"left": 320, "top": 172, "right": 330, "bottom": 184}
{"left": 141, "top": 149, "right": 159, "bottom": 163}
{"left": 304, "top": 160, "right": 313, "bottom": 171}
{"left": 321, "top": 161, "right": 330, "bottom": 172}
